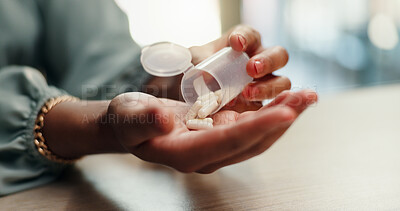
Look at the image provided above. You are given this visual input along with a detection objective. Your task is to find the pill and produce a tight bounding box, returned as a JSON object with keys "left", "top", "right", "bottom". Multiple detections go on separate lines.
{"left": 197, "top": 91, "right": 217, "bottom": 103}
{"left": 197, "top": 99, "right": 219, "bottom": 118}
{"left": 203, "top": 117, "right": 213, "bottom": 124}
{"left": 193, "top": 76, "right": 211, "bottom": 98}
{"left": 186, "top": 118, "right": 213, "bottom": 130}
{"left": 214, "top": 89, "right": 223, "bottom": 104}
{"left": 185, "top": 100, "right": 202, "bottom": 122}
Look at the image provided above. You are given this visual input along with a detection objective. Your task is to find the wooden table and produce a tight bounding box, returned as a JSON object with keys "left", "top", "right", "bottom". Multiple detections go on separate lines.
{"left": 2, "top": 84, "right": 400, "bottom": 210}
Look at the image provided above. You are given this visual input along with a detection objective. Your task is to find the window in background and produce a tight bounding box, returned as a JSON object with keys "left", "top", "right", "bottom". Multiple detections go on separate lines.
{"left": 116, "top": 0, "right": 221, "bottom": 48}
{"left": 243, "top": 0, "right": 400, "bottom": 94}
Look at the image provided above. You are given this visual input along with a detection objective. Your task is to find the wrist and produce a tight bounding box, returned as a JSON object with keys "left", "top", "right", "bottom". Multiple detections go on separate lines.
{"left": 96, "top": 105, "right": 126, "bottom": 154}
{"left": 42, "top": 100, "right": 126, "bottom": 159}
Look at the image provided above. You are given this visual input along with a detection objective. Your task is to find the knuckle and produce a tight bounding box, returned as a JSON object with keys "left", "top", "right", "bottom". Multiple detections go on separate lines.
{"left": 110, "top": 94, "right": 123, "bottom": 106}
{"left": 264, "top": 55, "right": 274, "bottom": 70}
{"left": 108, "top": 95, "right": 124, "bottom": 114}
{"left": 258, "top": 85, "right": 273, "bottom": 99}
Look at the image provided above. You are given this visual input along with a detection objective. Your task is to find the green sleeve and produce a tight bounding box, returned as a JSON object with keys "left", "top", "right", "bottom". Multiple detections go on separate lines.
{"left": 0, "top": 0, "right": 152, "bottom": 196}
{"left": 37, "top": 0, "right": 152, "bottom": 100}
{"left": 0, "top": 67, "right": 69, "bottom": 196}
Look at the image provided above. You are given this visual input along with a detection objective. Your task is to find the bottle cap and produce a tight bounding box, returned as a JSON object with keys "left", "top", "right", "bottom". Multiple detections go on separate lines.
{"left": 140, "top": 42, "right": 193, "bottom": 77}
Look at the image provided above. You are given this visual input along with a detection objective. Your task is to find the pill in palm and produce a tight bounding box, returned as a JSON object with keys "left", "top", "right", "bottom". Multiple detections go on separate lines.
{"left": 186, "top": 118, "right": 214, "bottom": 130}
{"left": 185, "top": 100, "right": 202, "bottom": 122}
{"left": 214, "top": 89, "right": 223, "bottom": 104}
{"left": 198, "top": 99, "right": 219, "bottom": 118}
{"left": 185, "top": 90, "right": 224, "bottom": 130}
{"left": 198, "top": 92, "right": 217, "bottom": 103}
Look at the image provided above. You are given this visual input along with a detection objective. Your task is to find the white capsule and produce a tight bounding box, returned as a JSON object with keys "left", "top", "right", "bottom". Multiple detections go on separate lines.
{"left": 197, "top": 91, "right": 217, "bottom": 103}
{"left": 185, "top": 100, "right": 202, "bottom": 122}
{"left": 193, "top": 76, "right": 211, "bottom": 98}
{"left": 198, "top": 99, "right": 219, "bottom": 118}
{"left": 186, "top": 118, "right": 213, "bottom": 130}
{"left": 214, "top": 89, "right": 224, "bottom": 104}
{"left": 203, "top": 117, "right": 213, "bottom": 124}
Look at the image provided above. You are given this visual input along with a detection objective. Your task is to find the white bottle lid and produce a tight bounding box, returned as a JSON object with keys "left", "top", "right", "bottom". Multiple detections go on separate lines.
{"left": 140, "top": 42, "right": 193, "bottom": 77}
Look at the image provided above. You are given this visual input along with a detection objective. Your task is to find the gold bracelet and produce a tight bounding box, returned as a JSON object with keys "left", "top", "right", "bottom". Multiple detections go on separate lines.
{"left": 34, "top": 95, "right": 80, "bottom": 164}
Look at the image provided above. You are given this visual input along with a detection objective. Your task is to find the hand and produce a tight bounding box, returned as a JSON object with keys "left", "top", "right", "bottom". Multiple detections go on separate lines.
{"left": 107, "top": 90, "right": 317, "bottom": 173}
{"left": 190, "top": 25, "right": 291, "bottom": 112}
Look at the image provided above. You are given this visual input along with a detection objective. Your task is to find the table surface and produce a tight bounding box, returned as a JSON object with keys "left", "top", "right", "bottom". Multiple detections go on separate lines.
{"left": 1, "top": 84, "right": 400, "bottom": 210}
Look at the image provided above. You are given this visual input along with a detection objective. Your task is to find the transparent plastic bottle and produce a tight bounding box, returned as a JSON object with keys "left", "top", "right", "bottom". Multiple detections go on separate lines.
{"left": 140, "top": 42, "right": 253, "bottom": 113}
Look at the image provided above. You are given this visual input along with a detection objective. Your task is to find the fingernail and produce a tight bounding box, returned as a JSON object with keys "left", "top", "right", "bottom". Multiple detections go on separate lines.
{"left": 254, "top": 61, "right": 263, "bottom": 75}
{"left": 238, "top": 35, "right": 246, "bottom": 51}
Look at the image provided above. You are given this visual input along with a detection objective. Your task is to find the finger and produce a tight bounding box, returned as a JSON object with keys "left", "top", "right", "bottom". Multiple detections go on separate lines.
{"left": 176, "top": 106, "right": 295, "bottom": 172}
{"left": 265, "top": 90, "right": 293, "bottom": 107}
{"left": 198, "top": 91, "right": 318, "bottom": 173}
{"left": 237, "top": 111, "right": 254, "bottom": 120}
{"left": 242, "top": 75, "right": 291, "bottom": 101}
{"left": 198, "top": 90, "right": 317, "bottom": 173}
{"left": 190, "top": 25, "right": 262, "bottom": 64}
{"left": 111, "top": 100, "right": 174, "bottom": 146}
{"left": 189, "top": 45, "right": 216, "bottom": 65}
{"left": 189, "top": 29, "right": 232, "bottom": 65}
{"left": 263, "top": 89, "right": 318, "bottom": 113}
{"left": 197, "top": 125, "right": 290, "bottom": 174}
{"left": 246, "top": 46, "right": 289, "bottom": 78}
{"left": 228, "top": 25, "right": 261, "bottom": 54}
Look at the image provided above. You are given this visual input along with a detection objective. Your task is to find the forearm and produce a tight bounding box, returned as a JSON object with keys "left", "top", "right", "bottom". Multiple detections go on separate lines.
{"left": 42, "top": 100, "right": 125, "bottom": 159}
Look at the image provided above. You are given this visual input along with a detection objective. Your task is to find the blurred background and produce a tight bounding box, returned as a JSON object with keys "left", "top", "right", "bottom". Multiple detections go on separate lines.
{"left": 116, "top": 0, "right": 400, "bottom": 95}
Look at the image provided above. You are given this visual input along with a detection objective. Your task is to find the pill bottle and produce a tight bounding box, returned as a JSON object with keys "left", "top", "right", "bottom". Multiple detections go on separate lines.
{"left": 140, "top": 42, "right": 253, "bottom": 113}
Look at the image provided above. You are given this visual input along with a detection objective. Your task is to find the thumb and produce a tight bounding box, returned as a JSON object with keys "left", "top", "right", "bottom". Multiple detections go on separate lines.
{"left": 128, "top": 106, "right": 175, "bottom": 143}
{"left": 109, "top": 99, "right": 175, "bottom": 148}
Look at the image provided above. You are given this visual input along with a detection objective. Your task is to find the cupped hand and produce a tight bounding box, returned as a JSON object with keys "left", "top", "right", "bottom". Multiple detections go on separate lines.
{"left": 190, "top": 25, "right": 291, "bottom": 112}
{"left": 107, "top": 90, "right": 317, "bottom": 174}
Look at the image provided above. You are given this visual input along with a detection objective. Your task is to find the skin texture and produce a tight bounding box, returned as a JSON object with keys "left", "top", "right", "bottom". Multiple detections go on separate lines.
{"left": 43, "top": 25, "right": 318, "bottom": 173}
{"left": 107, "top": 90, "right": 317, "bottom": 173}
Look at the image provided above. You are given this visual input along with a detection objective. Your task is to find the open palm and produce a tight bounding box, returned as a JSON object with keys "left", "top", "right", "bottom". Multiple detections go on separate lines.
{"left": 108, "top": 90, "right": 317, "bottom": 173}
